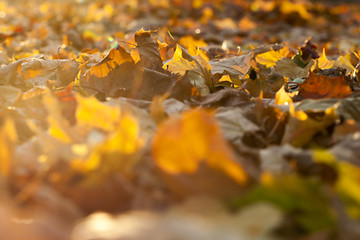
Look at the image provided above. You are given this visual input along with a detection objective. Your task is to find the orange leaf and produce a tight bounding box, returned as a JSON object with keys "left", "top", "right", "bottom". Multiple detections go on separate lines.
{"left": 89, "top": 44, "right": 134, "bottom": 78}
{"left": 298, "top": 72, "right": 352, "bottom": 99}
{"left": 152, "top": 109, "right": 247, "bottom": 184}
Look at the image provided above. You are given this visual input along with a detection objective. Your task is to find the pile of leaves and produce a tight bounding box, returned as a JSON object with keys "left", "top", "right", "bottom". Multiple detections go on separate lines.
{"left": 3, "top": 0, "right": 360, "bottom": 239}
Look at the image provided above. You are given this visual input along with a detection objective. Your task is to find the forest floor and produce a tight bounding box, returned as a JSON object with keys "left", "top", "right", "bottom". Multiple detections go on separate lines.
{"left": 2, "top": 0, "right": 360, "bottom": 239}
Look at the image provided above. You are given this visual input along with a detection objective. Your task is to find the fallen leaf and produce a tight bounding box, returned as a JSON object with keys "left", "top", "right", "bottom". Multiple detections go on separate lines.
{"left": 255, "top": 45, "right": 290, "bottom": 68}
{"left": 152, "top": 108, "right": 247, "bottom": 184}
{"left": 178, "top": 35, "right": 207, "bottom": 56}
{"left": 199, "top": 88, "right": 250, "bottom": 108}
{"left": 281, "top": 104, "right": 337, "bottom": 147}
{"left": 76, "top": 94, "right": 121, "bottom": 132}
{"left": 164, "top": 45, "right": 212, "bottom": 96}
{"left": 134, "top": 28, "right": 163, "bottom": 71}
{"left": 312, "top": 49, "right": 334, "bottom": 71}
{"left": 209, "top": 52, "right": 253, "bottom": 79}
{"left": 298, "top": 71, "right": 352, "bottom": 99}
{"left": 275, "top": 57, "right": 311, "bottom": 79}
{"left": 81, "top": 44, "right": 135, "bottom": 97}
{"left": 300, "top": 40, "right": 320, "bottom": 62}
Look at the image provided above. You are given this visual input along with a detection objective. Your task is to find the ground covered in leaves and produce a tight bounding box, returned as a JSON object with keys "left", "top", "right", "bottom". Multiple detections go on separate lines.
{"left": 3, "top": 0, "right": 360, "bottom": 239}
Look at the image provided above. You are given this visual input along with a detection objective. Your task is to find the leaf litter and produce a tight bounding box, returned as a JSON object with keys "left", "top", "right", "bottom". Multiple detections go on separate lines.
{"left": 2, "top": 0, "right": 360, "bottom": 239}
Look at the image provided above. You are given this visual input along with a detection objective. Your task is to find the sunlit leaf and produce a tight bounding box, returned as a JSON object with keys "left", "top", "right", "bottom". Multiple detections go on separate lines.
{"left": 81, "top": 45, "right": 135, "bottom": 97}
{"left": 89, "top": 45, "right": 134, "bottom": 78}
{"left": 152, "top": 109, "right": 247, "bottom": 184}
{"left": 178, "top": 35, "right": 207, "bottom": 56}
{"left": 256, "top": 46, "right": 290, "bottom": 68}
{"left": 74, "top": 112, "right": 143, "bottom": 172}
{"left": 334, "top": 53, "right": 355, "bottom": 73}
{"left": 164, "top": 45, "right": 212, "bottom": 95}
{"left": 312, "top": 49, "right": 334, "bottom": 70}
{"left": 76, "top": 94, "right": 121, "bottom": 132}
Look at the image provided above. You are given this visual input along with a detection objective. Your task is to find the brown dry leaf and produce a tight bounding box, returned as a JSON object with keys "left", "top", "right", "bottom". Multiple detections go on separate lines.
{"left": 134, "top": 28, "right": 163, "bottom": 71}
{"left": 275, "top": 58, "right": 311, "bottom": 79}
{"left": 259, "top": 144, "right": 301, "bottom": 175}
{"left": 215, "top": 107, "right": 260, "bottom": 149}
{"left": 300, "top": 40, "right": 320, "bottom": 62}
{"left": 168, "top": 73, "right": 199, "bottom": 101}
{"left": 127, "top": 67, "right": 177, "bottom": 101}
{"left": 298, "top": 72, "right": 352, "bottom": 99}
{"left": 152, "top": 108, "right": 247, "bottom": 184}
{"left": 81, "top": 45, "right": 135, "bottom": 97}
{"left": 200, "top": 88, "right": 250, "bottom": 108}
{"left": 209, "top": 52, "right": 253, "bottom": 79}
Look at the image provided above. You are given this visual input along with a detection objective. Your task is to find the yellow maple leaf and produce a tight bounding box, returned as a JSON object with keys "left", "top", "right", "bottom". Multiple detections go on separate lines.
{"left": 89, "top": 45, "right": 134, "bottom": 78}
{"left": 72, "top": 112, "right": 143, "bottom": 172}
{"left": 76, "top": 94, "right": 121, "bottom": 132}
{"left": 312, "top": 49, "right": 334, "bottom": 70}
{"left": 178, "top": 35, "right": 207, "bottom": 56}
{"left": 164, "top": 45, "right": 211, "bottom": 95}
{"left": 163, "top": 45, "right": 197, "bottom": 75}
{"left": 256, "top": 46, "right": 290, "bottom": 68}
{"left": 152, "top": 109, "right": 247, "bottom": 184}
